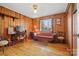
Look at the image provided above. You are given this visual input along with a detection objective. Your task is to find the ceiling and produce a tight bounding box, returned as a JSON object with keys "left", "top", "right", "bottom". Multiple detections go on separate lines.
{"left": 0, "top": 3, "right": 68, "bottom": 18}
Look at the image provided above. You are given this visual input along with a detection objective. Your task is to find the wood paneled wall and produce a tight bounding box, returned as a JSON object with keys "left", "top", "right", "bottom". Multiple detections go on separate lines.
{"left": 0, "top": 6, "right": 30, "bottom": 19}
{"left": 66, "top": 3, "right": 74, "bottom": 55}
{"left": 0, "top": 6, "right": 33, "bottom": 39}
{"left": 32, "top": 12, "right": 67, "bottom": 40}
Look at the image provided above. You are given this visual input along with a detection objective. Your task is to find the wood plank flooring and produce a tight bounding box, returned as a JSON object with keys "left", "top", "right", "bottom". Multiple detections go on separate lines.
{"left": 0, "top": 40, "right": 70, "bottom": 56}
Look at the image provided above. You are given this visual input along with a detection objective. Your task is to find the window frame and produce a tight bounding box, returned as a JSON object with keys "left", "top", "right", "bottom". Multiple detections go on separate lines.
{"left": 40, "top": 18, "right": 53, "bottom": 32}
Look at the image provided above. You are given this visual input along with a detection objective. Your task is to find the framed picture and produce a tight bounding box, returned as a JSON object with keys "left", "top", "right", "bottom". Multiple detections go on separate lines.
{"left": 56, "top": 18, "right": 61, "bottom": 24}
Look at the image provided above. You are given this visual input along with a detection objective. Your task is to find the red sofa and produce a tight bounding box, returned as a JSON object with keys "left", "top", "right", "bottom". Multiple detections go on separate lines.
{"left": 33, "top": 32, "right": 56, "bottom": 42}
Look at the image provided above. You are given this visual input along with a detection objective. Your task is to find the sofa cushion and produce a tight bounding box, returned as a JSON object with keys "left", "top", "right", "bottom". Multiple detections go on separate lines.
{"left": 37, "top": 32, "right": 53, "bottom": 36}
{"left": 37, "top": 35, "right": 53, "bottom": 39}
{"left": 36, "top": 32, "right": 54, "bottom": 39}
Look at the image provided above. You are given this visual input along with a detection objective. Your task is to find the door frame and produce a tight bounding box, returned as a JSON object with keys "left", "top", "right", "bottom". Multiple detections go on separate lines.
{"left": 72, "top": 9, "right": 77, "bottom": 56}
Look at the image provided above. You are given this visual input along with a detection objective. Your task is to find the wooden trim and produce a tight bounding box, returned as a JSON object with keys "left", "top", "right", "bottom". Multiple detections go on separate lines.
{"left": 0, "top": 6, "right": 31, "bottom": 19}
{"left": 33, "top": 12, "right": 66, "bottom": 19}
{"left": 66, "top": 3, "right": 75, "bottom": 12}
{"left": 0, "top": 13, "right": 18, "bottom": 19}
{"left": 66, "top": 3, "right": 71, "bottom": 13}
{"left": 66, "top": 3, "right": 75, "bottom": 56}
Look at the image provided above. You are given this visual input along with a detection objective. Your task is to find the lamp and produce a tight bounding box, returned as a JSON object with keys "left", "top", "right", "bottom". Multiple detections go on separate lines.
{"left": 32, "top": 4, "right": 38, "bottom": 13}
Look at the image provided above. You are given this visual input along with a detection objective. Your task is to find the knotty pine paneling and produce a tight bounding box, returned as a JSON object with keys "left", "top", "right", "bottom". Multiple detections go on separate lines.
{"left": 33, "top": 13, "right": 66, "bottom": 33}
{"left": 32, "top": 13, "right": 67, "bottom": 42}
{"left": 0, "top": 6, "right": 33, "bottom": 39}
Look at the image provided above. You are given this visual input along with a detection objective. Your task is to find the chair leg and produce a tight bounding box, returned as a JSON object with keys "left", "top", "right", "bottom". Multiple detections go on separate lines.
{"left": 2, "top": 46, "right": 4, "bottom": 54}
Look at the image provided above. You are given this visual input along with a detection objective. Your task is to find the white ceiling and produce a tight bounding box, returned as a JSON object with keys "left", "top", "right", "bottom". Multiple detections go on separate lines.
{"left": 0, "top": 3, "right": 67, "bottom": 18}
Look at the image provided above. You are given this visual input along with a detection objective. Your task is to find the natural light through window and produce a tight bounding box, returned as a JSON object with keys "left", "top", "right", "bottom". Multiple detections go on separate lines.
{"left": 40, "top": 19, "right": 52, "bottom": 32}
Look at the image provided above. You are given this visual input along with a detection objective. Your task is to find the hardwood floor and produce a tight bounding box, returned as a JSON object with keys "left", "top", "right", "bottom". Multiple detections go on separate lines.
{"left": 0, "top": 39, "right": 70, "bottom": 56}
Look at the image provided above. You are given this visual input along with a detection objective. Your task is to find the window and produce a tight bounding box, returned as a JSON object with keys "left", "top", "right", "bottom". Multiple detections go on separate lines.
{"left": 40, "top": 19, "right": 52, "bottom": 32}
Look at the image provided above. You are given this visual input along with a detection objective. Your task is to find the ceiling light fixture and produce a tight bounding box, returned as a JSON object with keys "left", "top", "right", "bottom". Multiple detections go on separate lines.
{"left": 32, "top": 4, "right": 38, "bottom": 13}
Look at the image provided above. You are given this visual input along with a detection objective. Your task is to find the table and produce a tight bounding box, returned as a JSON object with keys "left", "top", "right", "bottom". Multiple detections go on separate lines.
{"left": 8, "top": 32, "right": 16, "bottom": 40}
{"left": 0, "top": 40, "right": 8, "bottom": 54}
{"left": 57, "top": 36, "right": 64, "bottom": 43}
